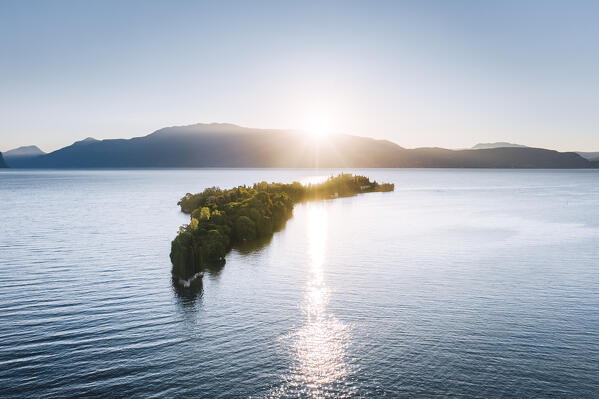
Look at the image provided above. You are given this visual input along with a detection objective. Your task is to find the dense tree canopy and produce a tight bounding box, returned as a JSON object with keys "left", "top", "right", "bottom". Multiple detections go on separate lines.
{"left": 171, "top": 174, "right": 394, "bottom": 280}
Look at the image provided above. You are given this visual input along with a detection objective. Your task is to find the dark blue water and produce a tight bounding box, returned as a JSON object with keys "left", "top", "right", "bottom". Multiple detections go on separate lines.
{"left": 1, "top": 169, "right": 598, "bottom": 398}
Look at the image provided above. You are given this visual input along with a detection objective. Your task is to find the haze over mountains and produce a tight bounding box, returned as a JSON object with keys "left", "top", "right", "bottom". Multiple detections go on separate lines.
{"left": 3, "top": 145, "right": 46, "bottom": 158}
{"left": 471, "top": 142, "right": 529, "bottom": 150}
{"left": 470, "top": 142, "right": 599, "bottom": 161}
{"left": 575, "top": 152, "right": 599, "bottom": 162}
{"left": 2, "top": 145, "right": 46, "bottom": 168}
{"left": 1, "top": 123, "right": 598, "bottom": 169}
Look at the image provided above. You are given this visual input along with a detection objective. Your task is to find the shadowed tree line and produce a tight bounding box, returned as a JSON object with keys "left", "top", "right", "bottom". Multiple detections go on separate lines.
{"left": 170, "top": 174, "right": 394, "bottom": 280}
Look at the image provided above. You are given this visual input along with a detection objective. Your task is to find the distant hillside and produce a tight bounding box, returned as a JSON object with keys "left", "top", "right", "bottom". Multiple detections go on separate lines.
{"left": 396, "top": 147, "right": 590, "bottom": 168}
{"left": 0, "top": 152, "right": 7, "bottom": 168}
{"left": 471, "top": 146, "right": 599, "bottom": 162}
{"left": 14, "top": 123, "right": 403, "bottom": 168}
{"left": 4, "top": 145, "right": 45, "bottom": 157}
{"left": 472, "top": 142, "right": 528, "bottom": 150}
{"left": 576, "top": 151, "right": 599, "bottom": 161}
{"left": 10, "top": 123, "right": 596, "bottom": 169}
{"left": 3, "top": 145, "right": 46, "bottom": 167}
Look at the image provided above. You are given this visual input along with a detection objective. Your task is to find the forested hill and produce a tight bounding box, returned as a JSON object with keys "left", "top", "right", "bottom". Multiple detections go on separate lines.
{"left": 0, "top": 153, "right": 7, "bottom": 168}
{"left": 7, "top": 123, "right": 596, "bottom": 169}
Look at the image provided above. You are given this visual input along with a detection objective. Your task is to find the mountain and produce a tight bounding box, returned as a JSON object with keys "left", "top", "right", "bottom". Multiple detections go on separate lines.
{"left": 471, "top": 145, "right": 599, "bottom": 162}
{"left": 72, "top": 137, "right": 99, "bottom": 146}
{"left": 576, "top": 151, "right": 599, "bottom": 161}
{"left": 14, "top": 123, "right": 404, "bottom": 168}
{"left": 472, "top": 142, "right": 528, "bottom": 150}
{"left": 397, "top": 146, "right": 591, "bottom": 168}
{"left": 3, "top": 145, "right": 46, "bottom": 167}
{"left": 10, "top": 123, "right": 597, "bottom": 169}
{"left": 0, "top": 152, "right": 7, "bottom": 168}
{"left": 4, "top": 145, "right": 45, "bottom": 157}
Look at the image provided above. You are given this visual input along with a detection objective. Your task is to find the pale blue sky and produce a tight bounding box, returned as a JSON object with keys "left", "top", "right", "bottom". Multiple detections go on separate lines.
{"left": 1, "top": 0, "right": 598, "bottom": 152}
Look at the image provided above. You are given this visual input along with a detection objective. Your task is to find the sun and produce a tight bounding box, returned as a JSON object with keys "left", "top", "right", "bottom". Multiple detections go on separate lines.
{"left": 304, "top": 115, "right": 330, "bottom": 140}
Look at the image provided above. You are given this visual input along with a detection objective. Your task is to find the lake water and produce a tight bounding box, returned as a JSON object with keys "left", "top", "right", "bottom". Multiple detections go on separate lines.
{"left": 1, "top": 169, "right": 598, "bottom": 398}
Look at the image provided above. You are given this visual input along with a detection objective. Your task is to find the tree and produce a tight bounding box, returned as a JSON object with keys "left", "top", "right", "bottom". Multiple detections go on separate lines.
{"left": 199, "top": 207, "right": 211, "bottom": 220}
{"left": 235, "top": 216, "right": 256, "bottom": 241}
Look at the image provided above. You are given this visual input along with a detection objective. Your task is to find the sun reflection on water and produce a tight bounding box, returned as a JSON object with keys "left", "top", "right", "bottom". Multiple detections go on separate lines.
{"left": 269, "top": 204, "right": 354, "bottom": 398}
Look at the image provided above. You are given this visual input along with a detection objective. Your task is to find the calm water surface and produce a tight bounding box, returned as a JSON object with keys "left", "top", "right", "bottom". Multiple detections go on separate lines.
{"left": 1, "top": 169, "right": 598, "bottom": 398}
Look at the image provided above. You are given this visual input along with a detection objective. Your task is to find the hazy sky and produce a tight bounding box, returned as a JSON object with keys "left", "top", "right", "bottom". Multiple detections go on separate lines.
{"left": 1, "top": 0, "right": 598, "bottom": 152}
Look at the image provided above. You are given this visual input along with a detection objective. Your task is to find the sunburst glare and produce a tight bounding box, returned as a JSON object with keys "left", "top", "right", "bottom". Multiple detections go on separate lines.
{"left": 303, "top": 112, "right": 331, "bottom": 141}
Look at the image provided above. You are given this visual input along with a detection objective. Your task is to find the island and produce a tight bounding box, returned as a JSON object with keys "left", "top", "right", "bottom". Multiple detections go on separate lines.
{"left": 170, "top": 174, "right": 394, "bottom": 283}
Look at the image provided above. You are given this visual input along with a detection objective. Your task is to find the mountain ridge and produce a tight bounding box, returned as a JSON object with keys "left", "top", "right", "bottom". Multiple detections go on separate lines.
{"left": 6, "top": 123, "right": 597, "bottom": 169}
{"left": 3, "top": 145, "right": 46, "bottom": 168}
{"left": 576, "top": 151, "right": 599, "bottom": 161}
{"left": 472, "top": 142, "right": 529, "bottom": 150}
{"left": 3, "top": 145, "right": 46, "bottom": 157}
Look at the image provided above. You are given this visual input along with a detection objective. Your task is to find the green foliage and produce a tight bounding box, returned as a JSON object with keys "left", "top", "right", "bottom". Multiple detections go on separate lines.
{"left": 235, "top": 216, "right": 256, "bottom": 241}
{"left": 170, "top": 174, "right": 394, "bottom": 279}
{"left": 199, "top": 207, "right": 211, "bottom": 220}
